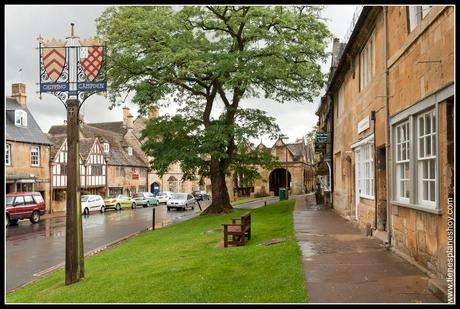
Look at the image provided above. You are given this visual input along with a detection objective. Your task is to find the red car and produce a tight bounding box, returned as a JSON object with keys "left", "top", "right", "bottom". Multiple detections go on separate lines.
{"left": 5, "top": 192, "right": 46, "bottom": 227}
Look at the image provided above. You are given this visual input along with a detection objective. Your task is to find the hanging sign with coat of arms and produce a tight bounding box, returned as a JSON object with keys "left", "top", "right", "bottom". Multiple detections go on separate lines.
{"left": 38, "top": 35, "right": 107, "bottom": 104}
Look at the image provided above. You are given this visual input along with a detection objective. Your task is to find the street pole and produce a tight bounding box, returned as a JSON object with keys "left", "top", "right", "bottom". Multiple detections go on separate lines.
{"left": 65, "top": 23, "right": 84, "bottom": 284}
{"left": 286, "top": 146, "right": 289, "bottom": 199}
{"left": 65, "top": 99, "right": 84, "bottom": 284}
{"left": 39, "top": 23, "right": 106, "bottom": 286}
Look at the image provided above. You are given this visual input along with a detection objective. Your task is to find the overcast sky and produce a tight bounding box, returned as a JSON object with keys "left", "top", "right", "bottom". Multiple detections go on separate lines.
{"left": 5, "top": 5, "right": 358, "bottom": 146}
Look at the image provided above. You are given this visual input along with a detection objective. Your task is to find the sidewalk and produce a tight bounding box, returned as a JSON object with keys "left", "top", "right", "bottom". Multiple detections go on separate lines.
{"left": 294, "top": 194, "right": 442, "bottom": 303}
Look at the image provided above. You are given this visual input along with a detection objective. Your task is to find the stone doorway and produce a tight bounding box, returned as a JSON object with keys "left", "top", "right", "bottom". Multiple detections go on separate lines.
{"left": 269, "top": 168, "right": 291, "bottom": 196}
{"left": 376, "top": 146, "right": 387, "bottom": 231}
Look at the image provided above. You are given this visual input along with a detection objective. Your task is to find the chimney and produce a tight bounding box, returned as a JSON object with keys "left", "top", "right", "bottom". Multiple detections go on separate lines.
{"left": 331, "top": 38, "right": 343, "bottom": 68}
{"left": 122, "top": 106, "right": 130, "bottom": 127}
{"left": 127, "top": 113, "right": 134, "bottom": 130}
{"left": 148, "top": 106, "right": 159, "bottom": 120}
{"left": 12, "top": 83, "right": 27, "bottom": 107}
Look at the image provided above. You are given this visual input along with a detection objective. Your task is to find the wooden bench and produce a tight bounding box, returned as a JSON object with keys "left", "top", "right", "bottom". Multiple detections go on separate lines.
{"left": 222, "top": 212, "right": 251, "bottom": 248}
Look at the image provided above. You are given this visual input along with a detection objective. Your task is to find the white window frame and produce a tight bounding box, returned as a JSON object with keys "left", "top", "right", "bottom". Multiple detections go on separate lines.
{"left": 360, "top": 31, "right": 375, "bottom": 91}
{"left": 103, "top": 143, "right": 110, "bottom": 153}
{"left": 6, "top": 143, "right": 11, "bottom": 166}
{"left": 408, "top": 6, "right": 432, "bottom": 32}
{"left": 417, "top": 109, "right": 437, "bottom": 207}
{"left": 394, "top": 121, "right": 411, "bottom": 203}
{"left": 352, "top": 135, "right": 375, "bottom": 201}
{"left": 127, "top": 147, "right": 133, "bottom": 156}
{"left": 31, "top": 146, "right": 40, "bottom": 167}
{"left": 15, "top": 110, "right": 28, "bottom": 127}
{"left": 392, "top": 108, "right": 438, "bottom": 212}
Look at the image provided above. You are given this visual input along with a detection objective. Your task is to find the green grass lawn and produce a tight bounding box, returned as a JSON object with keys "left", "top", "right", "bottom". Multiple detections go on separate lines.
{"left": 230, "top": 196, "right": 273, "bottom": 206}
{"left": 7, "top": 200, "right": 307, "bottom": 303}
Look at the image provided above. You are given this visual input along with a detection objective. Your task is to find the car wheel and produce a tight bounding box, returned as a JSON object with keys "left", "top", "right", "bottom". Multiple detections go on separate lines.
{"left": 116, "top": 203, "right": 121, "bottom": 211}
{"left": 30, "top": 210, "right": 40, "bottom": 224}
{"left": 100, "top": 205, "right": 105, "bottom": 213}
{"left": 145, "top": 201, "right": 150, "bottom": 208}
{"left": 83, "top": 207, "right": 90, "bottom": 215}
{"left": 9, "top": 218, "right": 19, "bottom": 226}
{"left": 167, "top": 207, "right": 171, "bottom": 211}
{"left": 156, "top": 201, "right": 159, "bottom": 206}
{"left": 132, "top": 202, "right": 136, "bottom": 209}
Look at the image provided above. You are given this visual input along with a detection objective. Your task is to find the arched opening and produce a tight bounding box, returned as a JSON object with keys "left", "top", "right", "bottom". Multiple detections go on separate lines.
{"left": 151, "top": 182, "right": 160, "bottom": 194}
{"left": 269, "top": 168, "right": 291, "bottom": 196}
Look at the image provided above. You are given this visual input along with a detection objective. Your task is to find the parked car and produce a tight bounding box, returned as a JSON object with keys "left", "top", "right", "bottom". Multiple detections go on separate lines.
{"left": 103, "top": 195, "right": 136, "bottom": 211}
{"left": 81, "top": 195, "right": 105, "bottom": 215}
{"left": 132, "top": 192, "right": 159, "bottom": 208}
{"left": 167, "top": 193, "right": 197, "bottom": 211}
{"left": 156, "top": 191, "right": 174, "bottom": 204}
{"left": 192, "top": 190, "right": 210, "bottom": 201}
{"left": 5, "top": 192, "right": 46, "bottom": 227}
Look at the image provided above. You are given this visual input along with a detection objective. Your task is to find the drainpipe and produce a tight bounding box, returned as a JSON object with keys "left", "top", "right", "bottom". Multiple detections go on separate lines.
{"left": 383, "top": 6, "right": 392, "bottom": 246}
{"left": 371, "top": 110, "right": 377, "bottom": 230}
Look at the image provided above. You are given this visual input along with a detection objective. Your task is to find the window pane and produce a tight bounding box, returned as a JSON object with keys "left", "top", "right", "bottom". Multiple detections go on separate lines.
{"left": 419, "top": 116, "right": 424, "bottom": 137}
{"left": 423, "top": 181, "right": 428, "bottom": 200}
{"left": 425, "top": 136, "right": 431, "bottom": 156}
{"left": 429, "top": 181, "right": 435, "bottom": 201}
{"left": 432, "top": 134, "right": 436, "bottom": 156}
{"left": 429, "top": 159, "right": 435, "bottom": 179}
{"left": 405, "top": 181, "right": 410, "bottom": 198}
{"left": 423, "top": 161, "right": 428, "bottom": 178}
{"left": 419, "top": 137, "right": 425, "bottom": 158}
{"left": 425, "top": 114, "right": 431, "bottom": 133}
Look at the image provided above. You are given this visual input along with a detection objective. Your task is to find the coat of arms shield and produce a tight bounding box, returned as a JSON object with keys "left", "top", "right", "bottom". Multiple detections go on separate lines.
{"left": 79, "top": 39, "right": 104, "bottom": 81}
{"left": 42, "top": 39, "right": 66, "bottom": 82}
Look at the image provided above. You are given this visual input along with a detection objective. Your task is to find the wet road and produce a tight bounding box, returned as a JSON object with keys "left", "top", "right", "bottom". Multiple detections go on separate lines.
{"left": 6, "top": 201, "right": 210, "bottom": 292}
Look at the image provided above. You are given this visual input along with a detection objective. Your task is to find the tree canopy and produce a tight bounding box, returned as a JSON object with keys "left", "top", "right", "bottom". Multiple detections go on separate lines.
{"left": 97, "top": 5, "right": 332, "bottom": 213}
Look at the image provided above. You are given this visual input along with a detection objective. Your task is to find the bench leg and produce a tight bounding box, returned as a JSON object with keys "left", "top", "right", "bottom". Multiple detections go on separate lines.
{"left": 224, "top": 228, "right": 228, "bottom": 248}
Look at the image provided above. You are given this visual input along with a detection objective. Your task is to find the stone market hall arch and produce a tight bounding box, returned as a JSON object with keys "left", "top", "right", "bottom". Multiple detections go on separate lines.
{"left": 269, "top": 168, "right": 291, "bottom": 196}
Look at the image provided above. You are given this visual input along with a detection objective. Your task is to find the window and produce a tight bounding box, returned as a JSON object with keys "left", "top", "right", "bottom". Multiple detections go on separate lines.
{"left": 60, "top": 164, "right": 67, "bottom": 175}
{"left": 31, "top": 146, "right": 40, "bottom": 166}
{"left": 336, "top": 84, "right": 345, "bottom": 118}
{"left": 127, "top": 147, "right": 133, "bottom": 156}
{"left": 14, "top": 196, "right": 25, "bottom": 206}
{"left": 395, "top": 122, "right": 411, "bottom": 202}
{"left": 360, "top": 32, "right": 375, "bottom": 91}
{"left": 103, "top": 143, "right": 110, "bottom": 153}
{"left": 116, "top": 166, "right": 125, "bottom": 177}
{"left": 408, "top": 6, "right": 432, "bottom": 32}
{"left": 92, "top": 165, "right": 103, "bottom": 176}
{"left": 24, "top": 195, "right": 35, "bottom": 205}
{"left": 417, "top": 110, "right": 436, "bottom": 205}
{"left": 33, "top": 194, "right": 44, "bottom": 204}
{"left": 6, "top": 144, "right": 11, "bottom": 166}
{"left": 355, "top": 143, "right": 374, "bottom": 199}
{"left": 392, "top": 107, "right": 438, "bottom": 211}
{"left": 15, "top": 110, "right": 28, "bottom": 127}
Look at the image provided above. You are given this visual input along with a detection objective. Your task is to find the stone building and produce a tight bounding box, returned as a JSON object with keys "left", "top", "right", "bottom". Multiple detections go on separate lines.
{"left": 5, "top": 83, "right": 53, "bottom": 213}
{"left": 318, "top": 5, "right": 454, "bottom": 286}
{"left": 252, "top": 138, "right": 315, "bottom": 197}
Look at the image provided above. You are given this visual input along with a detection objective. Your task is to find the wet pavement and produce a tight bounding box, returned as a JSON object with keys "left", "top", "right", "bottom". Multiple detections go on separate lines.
{"left": 6, "top": 201, "right": 210, "bottom": 292}
{"left": 294, "top": 194, "right": 442, "bottom": 303}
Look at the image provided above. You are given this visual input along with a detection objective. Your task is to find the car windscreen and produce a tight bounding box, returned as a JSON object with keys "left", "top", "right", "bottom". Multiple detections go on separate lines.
{"left": 81, "top": 196, "right": 90, "bottom": 202}
{"left": 6, "top": 196, "right": 14, "bottom": 206}
{"left": 133, "top": 193, "right": 143, "bottom": 198}
{"left": 172, "top": 193, "right": 187, "bottom": 200}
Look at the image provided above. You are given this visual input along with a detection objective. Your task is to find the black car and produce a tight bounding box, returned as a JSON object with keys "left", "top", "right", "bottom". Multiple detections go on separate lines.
{"left": 192, "top": 190, "right": 210, "bottom": 201}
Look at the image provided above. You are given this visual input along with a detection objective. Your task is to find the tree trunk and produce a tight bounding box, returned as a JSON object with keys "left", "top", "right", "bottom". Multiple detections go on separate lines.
{"left": 202, "top": 157, "right": 233, "bottom": 214}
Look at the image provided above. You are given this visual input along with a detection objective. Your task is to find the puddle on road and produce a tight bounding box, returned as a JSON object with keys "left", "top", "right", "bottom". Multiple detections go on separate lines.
{"left": 298, "top": 241, "right": 317, "bottom": 258}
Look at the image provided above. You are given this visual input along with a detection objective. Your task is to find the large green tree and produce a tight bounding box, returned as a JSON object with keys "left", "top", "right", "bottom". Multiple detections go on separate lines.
{"left": 97, "top": 5, "right": 331, "bottom": 214}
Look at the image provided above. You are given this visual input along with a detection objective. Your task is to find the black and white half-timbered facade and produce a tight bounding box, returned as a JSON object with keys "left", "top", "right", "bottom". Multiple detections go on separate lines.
{"left": 48, "top": 135, "right": 108, "bottom": 212}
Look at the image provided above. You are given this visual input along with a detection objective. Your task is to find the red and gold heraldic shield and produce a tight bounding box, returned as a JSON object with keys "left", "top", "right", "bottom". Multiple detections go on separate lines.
{"left": 80, "top": 39, "right": 104, "bottom": 81}
{"left": 42, "top": 40, "right": 66, "bottom": 82}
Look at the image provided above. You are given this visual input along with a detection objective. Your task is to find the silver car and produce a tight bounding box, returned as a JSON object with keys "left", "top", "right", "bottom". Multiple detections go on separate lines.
{"left": 167, "top": 193, "right": 197, "bottom": 211}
